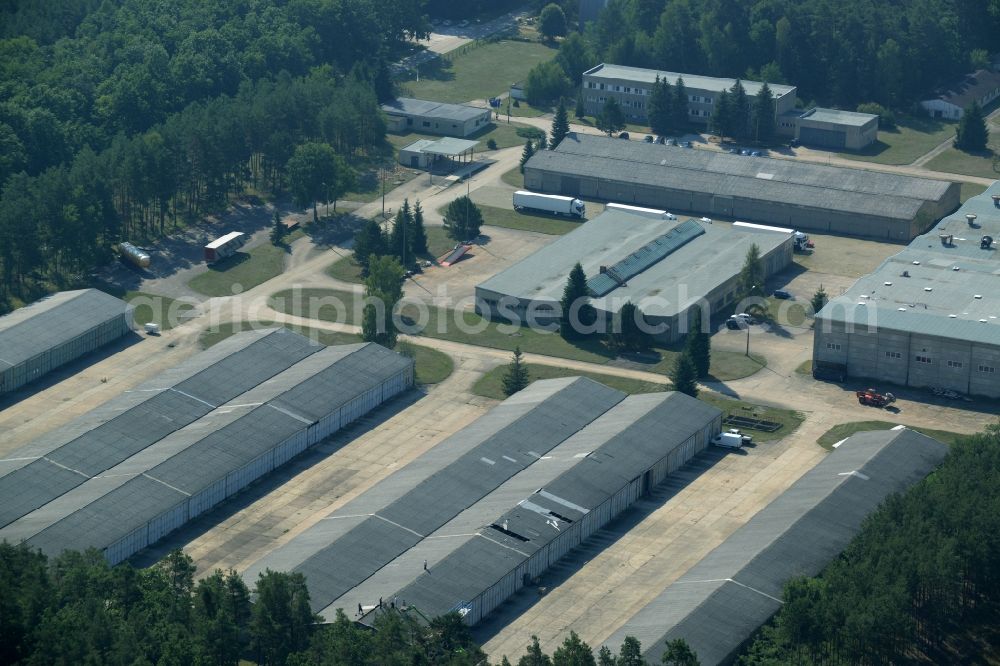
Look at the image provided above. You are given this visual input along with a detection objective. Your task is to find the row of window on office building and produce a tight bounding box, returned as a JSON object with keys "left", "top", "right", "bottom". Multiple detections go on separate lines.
{"left": 585, "top": 81, "right": 714, "bottom": 104}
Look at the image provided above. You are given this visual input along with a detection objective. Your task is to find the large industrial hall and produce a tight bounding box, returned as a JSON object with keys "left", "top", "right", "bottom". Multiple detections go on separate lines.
{"left": 814, "top": 182, "right": 1000, "bottom": 397}
{"left": 0, "top": 329, "right": 414, "bottom": 564}
{"left": 0, "top": 288, "right": 134, "bottom": 394}
{"left": 524, "top": 133, "right": 960, "bottom": 240}
{"left": 243, "top": 378, "right": 723, "bottom": 626}
{"left": 476, "top": 208, "right": 793, "bottom": 342}
{"left": 602, "top": 427, "right": 948, "bottom": 664}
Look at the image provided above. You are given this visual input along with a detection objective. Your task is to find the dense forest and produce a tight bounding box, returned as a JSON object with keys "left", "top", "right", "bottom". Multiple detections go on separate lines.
{"left": 567, "top": 0, "right": 999, "bottom": 109}
{"left": 0, "top": 0, "right": 427, "bottom": 311}
{"left": 738, "top": 425, "right": 1000, "bottom": 664}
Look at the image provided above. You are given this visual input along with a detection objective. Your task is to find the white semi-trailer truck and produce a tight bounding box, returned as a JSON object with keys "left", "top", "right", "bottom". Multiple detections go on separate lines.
{"left": 513, "top": 190, "right": 585, "bottom": 218}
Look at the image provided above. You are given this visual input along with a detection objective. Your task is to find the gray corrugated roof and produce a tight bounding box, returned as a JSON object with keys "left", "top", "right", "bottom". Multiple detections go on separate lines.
{"left": 587, "top": 219, "right": 705, "bottom": 296}
{"left": 526, "top": 134, "right": 953, "bottom": 221}
{"left": 0, "top": 289, "right": 132, "bottom": 372}
{"left": 382, "top": 393, "right": 721, "bottom": 622}
{"left": 929, "top": 68, "right": 1000, "bottom": 108}
{"left": 601, "top": 428, "right": 948, "bottom": 665}
{"left": 477, "top": 210, "right": 790, "bottom": 317}
{"left": 818, "top": 182, "right": 1000, "bottom": 345}
{"left": 0, "top": 329, "right": 321, "bottom": 530}
{"left": 584, "top": 64, "right": 796, "bottom": 97}
{"left": 422, "top": 138, "right": 479, "bottom": 157}
{"left": 19, "top": 342, "right": 413, "bottom": 559}
{"left": 284, "top": 378, "right": 627, "bottom": 613}
{"left": 381, "top": 97, "right": 490, "bottom": 123}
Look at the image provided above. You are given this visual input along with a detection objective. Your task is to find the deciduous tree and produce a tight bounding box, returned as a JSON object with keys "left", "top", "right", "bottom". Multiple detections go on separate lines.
{"left": 442, "top": 195, "right": 483, "bottom": 241}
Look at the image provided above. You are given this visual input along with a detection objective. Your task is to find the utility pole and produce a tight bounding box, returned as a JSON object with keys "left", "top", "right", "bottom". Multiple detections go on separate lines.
{"left": 381, "top": 167, "right": 386, "bottom": 219}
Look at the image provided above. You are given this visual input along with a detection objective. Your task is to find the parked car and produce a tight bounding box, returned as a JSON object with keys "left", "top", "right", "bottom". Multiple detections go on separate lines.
{"left": 789, "top": 138, "right": 800, "bottom": 148}
{"left": 644, "top": 134, "right": 654, "bottom": 143}
{"left": 773, "top": 289, "right": 792, "bottom": 300}
{"left": 655, "top": 135, "right": 666, "bottom": 144}
{"left": 618, "top": 131, "right": 629, "bottom": 140}
{"left": 734, "top": 312, "right": 757, "bottom": 324}
{"left": 725, "top": 318, "right": 747, "bottom": 330}
{"left": 740, "top": 149, "right": 750, "bottom": 156}
{"left": 750, "top": 150, "right": 761, "bottom": 157}
{"left": 665, "top": 138, "right": 675, "bottom": 146}
{"left": 699, "top": 216, "right": 713, "bottom": 224}
{"left": 665, "top": 212, "right": 677, "bottom": 220}
{"left": 680, "top": 141, "right": 692, "bottom": 148}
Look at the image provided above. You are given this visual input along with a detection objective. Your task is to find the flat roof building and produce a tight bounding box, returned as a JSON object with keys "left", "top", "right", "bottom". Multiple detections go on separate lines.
{"left": 524, "top": 133, "right": 959, "bottom": 241}
{"left": 582, "top": 64, "right": 798, "bottom": 127}
{"left": 603, "top": 427, "right": 948, "bottom": 665}
{"left": 814, "top": 182, "right": 1000, "bottom": 397}
{"left": 242, "top": 377, "right": 722, "bottom": 627}
{"left": 0, "top": 289, "right": 134, "bottom": 394}
{"left": 0, "top": 330, "right": 414, "bottom": 564}
{"left": 794, "top": 107, "right": 879, "bottom": 150}
{"left": 382, "top": 97, "right": 492, "bottom": 138}
{"left": 475, "top": 208, "right": 793, "bottom": 342}
{"left": 398, "top": 137, "right": 478, "bottom": 170}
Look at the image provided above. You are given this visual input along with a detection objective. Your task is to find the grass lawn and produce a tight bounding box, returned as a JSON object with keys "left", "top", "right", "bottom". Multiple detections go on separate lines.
{"left": 816, "top": 421, "right": 968, "bottom": 450}
{"left": 501, "top": 167, "right": 524, "bottom": 189}
{"left": 401, "top": 40, "right": 557, "bottom": 104}
{"left": 925, "top": 140, "right": 1000, "bottom": 180}
{"left": 473, "top": 364, "right": 802, "bottom": 442}
{"left": 507, "top": 101, "right": 550, "bottom": 118}
{"left": 96, "top": 288, "right": 195, "bottom": 331}
{"left": 326, "top": 227, "right": 455, "bottom": 284}
{"left": 473, "top": 362, "right": 665, "bottom": 400}
{"left": 838, "top": 115, "right": 957, "bottom": 166}
{"left": 188, "top": 243, "right": 286, "bottom": 297}
{"left": 342, "top": 168, "right": 420, "bottom": 204}
{"left": 960, "top": 181, "right": 989, "bottom": 202}
{"left": 699, "top": 393, "right": 805, "bottom": 443}
{"left": 198, "top": 321, "right": 453, "bottom": 385}
{"left": 475, "top": 204, "right": 582, "bottom": 235}
{"left": 269, "top": 288, "right": 768, "bottom": 381}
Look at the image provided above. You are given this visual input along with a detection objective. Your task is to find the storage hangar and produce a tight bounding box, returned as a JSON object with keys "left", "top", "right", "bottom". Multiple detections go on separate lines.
{"left": 0, "top": 289, "right": 134, "bottom": 394}
{"left": 361, "top": 391, "right": 722, "bottom": 627}
{"left": 243, "top": 377, "right": 628, "bottom": 614}
{"left": 0, "top": 329, "right": 414, "bottom": 564}
{"left": 475, "top": 209, "right": 793, "bottom": 342}
{"left": 242, "top": 378, "right": 723, "bottom": 628}
{"left": 814, "top": 181, "right": 1000, "bottom": 397}
{"left": 523, "top": 133, "right": 960, "bottom": 241}
{"left": 381, "top": 97, "right": 492, "bottom": 138}
{"left": 602, "top": 427, "right": 948, "bottom": 665}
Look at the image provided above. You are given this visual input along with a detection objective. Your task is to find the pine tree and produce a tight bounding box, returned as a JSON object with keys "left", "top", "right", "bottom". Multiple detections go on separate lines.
{"left": 520, "top": 139, "right": 535, "bottom": 173}
{"left": 443, "top": 196, "right": 484, "bottom": 241}
{"left": 753, "top": 81, "right": 775, "bottom": 144}
{"left": 518, "top": 635, "right": 553, "bottom": 666}
{"left": 811, "top": 284, "right": 829, "bottom": 315}
{"left": 389, "top": 199, "right": 413, "bottom": 267}
{"left": 596, "top": 646, "right": 615, "bottom": 666}
{"left": 553, "top": 631, "right": 596, "bottom": 666}
{"left": 672, "top": 77, "right": 689, "bottom": 131}
{"left": 501, "top": 347, "right": 530, "bottom": 397}
{"left": 730, "top": 79, "right": 750, "bottom": 141}
{"left": 662, "top": 638, "right": 701, "bottom": 665}
{"left": 352, "top": 218, "right": 386, "bottom": 275}
{"left": 611, "top": 301, "right": 652, "bottom": 352}
{"left": 597, "top": 97, "right": 625, "bottom": 136}
{"left": 711, "top": 89, "right": 733, "bottom": 139}
{"left": 410, "top": 200, "right": 428, "bottom": 256}
{"left": 737, "top": 243, "right": 767, "bottom": 316}
{"left": 617, "top": 636, "right": 645, "bottom": 666}
{"left": 670, "top": 352, "right": 699, "bottom": 397}
{"left": 955, "top": 101, "right": 989, "bottom": 151}
{"left": 270, "top": 210, "right": 284, "bottom": 245}
{"left": 685, "top": 306, "right": 711, "bottom": 379}
{"left": 560, "top": 262, "right": 595, "bottom": 339}
{"left": 648, "top": 75, "right": 674, "bottom": 136}
{"left": 550, "top": 100, "right": 571, "bottom": 149}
